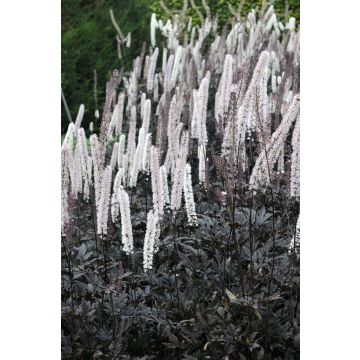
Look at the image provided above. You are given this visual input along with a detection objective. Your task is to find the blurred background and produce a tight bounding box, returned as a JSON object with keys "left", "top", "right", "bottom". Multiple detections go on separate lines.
{"left": 61, "top": 0, "right": 300, "bottom": 132}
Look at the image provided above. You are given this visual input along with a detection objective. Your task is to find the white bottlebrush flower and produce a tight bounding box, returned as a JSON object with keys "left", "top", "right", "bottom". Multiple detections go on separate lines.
{"left": 288, "top": 215, "right": 300, "bottom": 254}
{"left": 118, "top": 186, "right": 134, "bottom": 255}
{"left": 150, "top": 146, "right": 164, "bottom": 216}
{"left": 171, "top": 46, "right": 184, "bottom": 87}
{"left": 143, "top": 55, "right": 150, "bottom": 80}
{"left": 97, "top": 166, "right": 112, "bottom": 235}
{"left": 170, "top": 131, "right": 189, "bottom": 213}
{"left": 249, "top": 95, "right": 300, "bottom": 191}
{"left": 77, "top": 128, "right": 90, "bottom": 200}
{"left": 115, "top": 92, "right": 125, "bottom": 136}
{"left": 90, "top": 134, "right": 102, "bottom": 209}
{"left": 286, "top": 17, "right": 296, "bottom": 31}
{"left": 142, "top": 99, "right": 151, "bottom": 134}
{"left": 290, "top": 116, "right": 300, "bottom": 198}
{"left": 147, "top": 47, "right": 159, "bottom": 92}
{"left": 62, "top": 122, "right": 75, "bottom": 151}
{"left": 239, "top": 51, "right": 270, "bottom": 133}
{"left": 153, "top": 74, "right": 159, "bottom": 101}
{"left": 77, "top": 128, "right": 89, "bottom": 178}
{"left": 160, "top": 165, "right": 170, "bottom": 205}
{"left": 126, "top": 105, "right": 137, "bottom": 168}
{"left": 86, "top": 156, "right": 93, "bottom": 185}
{"left": 142, "top": 133, "right": 152, "bottom": 173}
{"left": 74, "top": 104, "right": 85, "bottom": 133}
{"left": 61, "top": 143, "right": 71, "bottom": 232}
{"left": 113, "top": 167, "right": 123, "bottom": 192}
{"left": 140, "top": 92, "right": 146, "bottom": 119}
{"left": 164, "top": 54, "right": 174, "bottom": 93}
{"left": 198, "top": 144, "right": 206, "bottom": 184}
{"left": 167, "top": 94, "right": 181, "bottom": 155}
{"left": 129, "top": 128, "right": 145, "bottom": 187}
{"left": 143, "top": 209, "right": 161, "bottom": 271}
{"left": 122, "top": 153, "right": 129, "bottom": 186}
{"left": 72, "top": 144, "right": 83, "bottom": 197}
{"left": 89, "top": 122, "right": 94, "bottom": 133}
{"left": 195, "top": 76, "right": 210, "bottom": 145}
{"left": 215, "top": 54, "right": 233, "bottom": 129}
{"left": 183, "top": 163, "right": 198, "bottom": 226}
{"left": 111, "top": 168, "right": 124, "bottom": 223}
{"left": 110, "top": 142, "right": 119, "bottom": 170}
{"left": 117, "top": 134, "right": 126, "bottom": 169}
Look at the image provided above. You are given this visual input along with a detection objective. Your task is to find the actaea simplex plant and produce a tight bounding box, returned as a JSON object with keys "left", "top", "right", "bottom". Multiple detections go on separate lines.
{"left": 62, "top": 3, "right": 300, "bottom": 359}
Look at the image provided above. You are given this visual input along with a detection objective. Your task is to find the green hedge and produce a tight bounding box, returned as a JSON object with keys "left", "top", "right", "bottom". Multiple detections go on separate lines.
{"left": 61, "top": 0, "right": 299, "bottom": 132}
{"left": 151, "top": 0, "right": 299, "bottom": 27}
{"left": 61, "top": 0, "right": 152, "bottom": 132}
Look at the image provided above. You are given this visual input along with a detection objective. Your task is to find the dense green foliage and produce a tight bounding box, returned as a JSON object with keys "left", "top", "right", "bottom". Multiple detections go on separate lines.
{"left": 61, "top": 0, "right": 151, "bottom": 132}
{"left": 61, "top": 0, "right": 299, "bottom": 132}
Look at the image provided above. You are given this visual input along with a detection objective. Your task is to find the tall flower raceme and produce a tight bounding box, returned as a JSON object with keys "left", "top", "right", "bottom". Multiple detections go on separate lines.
{"left": 165, "top": 122, "right": 183, "bottom": 177}
{"left": 74, "top": 104, "right": 85, "bottom": 134}
{"left": 249, "top": 94, "right": 300, "bottom": 191}
{"left": 150, "top": 146, "right": 164, "bottom": 217}
{"left": 72, "top": 144, "right": 83, "bottom": 198}
{"left": 288, "top": 214, "right": 300, "bottom": 254}
{"left": 129, "top": 128, "right": 145, "bottom": 187}
{"left": 170, "top": 130, "right": 189, "bottom": 213}
{"left": 90, "top": 134, "right": 102, "bottom": 210}
{"left": 154, "top": 74, "right": 159, "bottom": 101}
{"left": 99, "top": 70, "right": 121, "bottom": 165}
{"left": 96, "top": 165, "right": 112, "bottom": 236}
{"left": 110, "top": 142, "right": 119, "bottom": 170}
{"left": 160, "top": 165, "right": 170, "bottom": 206}
{"left": 118, "top": 186, "right": 134, "bottom": 255}
{"left": 183, "top": 163, "right": 198, "bottom": 226}
{"left": 142, "top": 133, "right": 152, "bottom": 173}
{"left": 191, "top": 74, "right": 210, "bottom": 144}
{"left": 143, "top": 209, "right": 161, "bottom": 271}
{"left": 171, "top": 45, "right": 183, "bottom": 88}
{"left": 290, "top": 116, "right": 300, "bottom": 198}
{"left": 167, "top": 94, "right": 180, "bottom": 142}
{"left": 191, "top": 74, "right": 210, "bottom": 183}
{"left": 147, "top": 47, "right": 159, "bottom": 93}
{"left": 110, "top": 168, "right": 124, "bottom": 223}
{"left": 161, "top": 48, "right": 167, "bottom": 74}
{"left": 108, "top": 91, "right": 125, "bottom": 140}
{"left": 198, "top": 145, "right": 206, "bottom": 184}
{"left": 140, "top": 92, "right": 146, "bottom": 119}
{"left": 126, "top": 105, "right": 137, "bottom": 180}
{"left": 87, "top": 156, "right": 93, "bottom": 186}
{"left": 77, "top": 128, "right": 90, "bottom": 201}
{"left": 117, "top": 134, "right": 126, "bottom": 169}
{"left": 215, "top": 54, "right": 233, "bottom": 131}
{"left": 77, "top": 128, "right": 88, "bottom": 174}
{"left": 142, "top": 99, "right": 151, "bottom": 135}
{"left": 236, "top": 51, "right": 271, "bottom": 152}
{"left": 163, "top": 54, "right": 174, "bottom": 94}
{"left": 62, "top": 122, "right": 75, "bottom": 152}
{"left": 61, "top": 144, "right": 71, "bottom": 232}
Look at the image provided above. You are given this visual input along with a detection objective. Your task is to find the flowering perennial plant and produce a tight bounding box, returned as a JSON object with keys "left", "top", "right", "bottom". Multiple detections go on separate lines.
{"left": 62, "top": 5, "right": 300, "bottom": 358}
